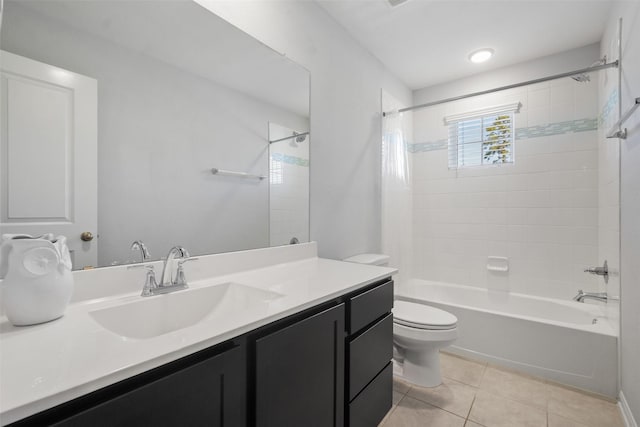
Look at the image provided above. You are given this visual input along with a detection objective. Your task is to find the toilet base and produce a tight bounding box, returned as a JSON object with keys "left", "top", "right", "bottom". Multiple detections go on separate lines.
{"left": 393, "top": 318, "right": 457, "bottom": 389}
{"left": 393, "top": 351, "right": 442, "bottom": 388}
{"left": 398, "top": 349, "right": 443, "bottom": 388}
{"left": 392, "top": 358, "right": 403, "bottom": 376}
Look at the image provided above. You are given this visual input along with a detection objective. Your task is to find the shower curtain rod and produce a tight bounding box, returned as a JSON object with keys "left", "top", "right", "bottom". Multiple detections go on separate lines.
{"left": 383, "top": 60, "right": 619, "bottom": 117}
{"left": 269, "top": 131, "right": 310, "bottom": 144}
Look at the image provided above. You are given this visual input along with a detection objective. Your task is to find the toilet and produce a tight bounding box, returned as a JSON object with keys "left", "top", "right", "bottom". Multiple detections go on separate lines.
{"left": 392, "top": 300, "right": 457, "bottom": 387}
{"left": 343, "top": 253, "right": 458, "bottom": 388}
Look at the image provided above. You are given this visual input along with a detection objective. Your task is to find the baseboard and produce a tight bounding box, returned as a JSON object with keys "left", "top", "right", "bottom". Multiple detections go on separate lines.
{"left": 620, "top": 391, "right": 638, "bottom": 427}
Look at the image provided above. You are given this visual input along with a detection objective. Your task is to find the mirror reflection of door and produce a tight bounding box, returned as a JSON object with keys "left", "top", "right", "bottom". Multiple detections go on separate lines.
{"left": 268, "top": 122, "right": 310, "bottom": 247}
{"left": 0, "top": 51, "right": 98, "bottom": 268}
{"left": 1, "top": 0, "right": 310, "bottom": 268}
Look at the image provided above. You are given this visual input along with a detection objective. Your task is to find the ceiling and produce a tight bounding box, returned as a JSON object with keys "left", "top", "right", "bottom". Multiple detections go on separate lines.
{"left": 316, "top": 0, "right": 614, "bottom": 90}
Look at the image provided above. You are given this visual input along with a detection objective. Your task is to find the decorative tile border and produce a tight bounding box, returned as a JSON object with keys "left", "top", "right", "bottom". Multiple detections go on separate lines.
{"left": 270, "top": 152, "right": 309, "bottom": 167}
{"left": 599, "top": 88, "right": 618, "bottom": 127}
{"left": 408, "top": 118, "right": 598, "bottom": 153}
{"left": 409, "top": 139, "right": 448, "bottom": 153}
{"left": 515, "top": 118, "right": 597, "bottom": 140}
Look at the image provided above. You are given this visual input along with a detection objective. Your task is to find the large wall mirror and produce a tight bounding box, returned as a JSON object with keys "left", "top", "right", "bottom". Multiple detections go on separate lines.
{"left": 0, "top": 0, "right": 310, "bottom": 269}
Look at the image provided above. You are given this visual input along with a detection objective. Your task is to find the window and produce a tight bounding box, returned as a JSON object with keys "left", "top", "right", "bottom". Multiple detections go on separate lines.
{"left": 446, "top": 102, "right": 519, "bottom": 169}
{"left": 270, "top": 157, "right": 283, "bottom": 184}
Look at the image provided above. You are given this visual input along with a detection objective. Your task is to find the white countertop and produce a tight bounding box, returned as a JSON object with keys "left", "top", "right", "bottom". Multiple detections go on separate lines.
{"left": 0, "top": 243, "right": 396, "bottom": 425}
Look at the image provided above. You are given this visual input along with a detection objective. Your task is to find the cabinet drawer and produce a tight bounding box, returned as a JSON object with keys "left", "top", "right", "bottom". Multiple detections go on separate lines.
{"left": 348, "top": 362, "right": 392, "bottom": 427}
{"left": 348, "top": 313, "right": 393, "bottom": 401}
{"left": 349, "top": 279, "right": 393, "bottom": 334}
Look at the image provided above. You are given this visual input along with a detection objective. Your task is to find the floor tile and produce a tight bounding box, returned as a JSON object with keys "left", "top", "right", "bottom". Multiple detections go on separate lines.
{"left": 384, "top": 395, "right": 466, "bottom": 427}
{"left": 548, "top": 412, "right": 590, "bottom": 427}
{"left": 407, "top": 376, "right": 477, "bottom": 417}
{"left": 464, "top": 421, "right": 485, "bottom": 427}
{"left": 547, "top": 383, "right": 624, "bottom": 427}
{"left": 479, "top": 366, "right": 548, "bottom": 409}
{"left": 468, "top": 390, "right": 547, "bottom": 427}
{"left": 440, "top": 352, "right": 486, "bottom": 387}
{"left": 393, "top": 375, "right": 411, "bottom": 394}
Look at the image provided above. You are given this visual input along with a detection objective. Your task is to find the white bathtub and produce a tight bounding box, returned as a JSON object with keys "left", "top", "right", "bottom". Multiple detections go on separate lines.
{"left": 396, "top": 279, "right": 618, "bottom": 397}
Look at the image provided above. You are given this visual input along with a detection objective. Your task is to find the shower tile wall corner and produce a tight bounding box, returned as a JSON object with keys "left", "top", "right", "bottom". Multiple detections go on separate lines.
{"left": 598, "top": 20, "right": 622, "bottom": 336}
{"left": 410, "top": 79, "right": 601, "bottom": 300}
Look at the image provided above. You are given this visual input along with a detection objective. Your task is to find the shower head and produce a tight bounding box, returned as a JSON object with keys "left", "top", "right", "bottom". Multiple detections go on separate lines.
{"left": 570, "top": 57, "right": 606, "bottom": 83}
{"left": 571, "top": 74, "right": 591, "bottom": 83}
{"left": 291, "top": 131, "right": 307, "bottom": 144}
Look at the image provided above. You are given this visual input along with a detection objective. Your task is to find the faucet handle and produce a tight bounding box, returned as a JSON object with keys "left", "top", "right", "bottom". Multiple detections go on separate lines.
{"left": 584, "top": 260, "right": 609, "bottom": 284}
{"left": 128, "top": 264, "right": 158, "bottom": 296}
{"left": 142, "top": 266, "right": 159, "bottom": 296}
{"left": 174, "top": 258, "right": 198, "bottom": 286}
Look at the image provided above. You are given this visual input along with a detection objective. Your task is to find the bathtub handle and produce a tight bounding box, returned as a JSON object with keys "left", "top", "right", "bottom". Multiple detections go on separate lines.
{"left": 584, "top": 260, "right": 608, "bottom": 284}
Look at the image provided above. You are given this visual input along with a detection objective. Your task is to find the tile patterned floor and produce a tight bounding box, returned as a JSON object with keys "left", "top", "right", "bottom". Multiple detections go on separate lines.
{"left": 380, "top": 351, "right": 624, "bottom": 427}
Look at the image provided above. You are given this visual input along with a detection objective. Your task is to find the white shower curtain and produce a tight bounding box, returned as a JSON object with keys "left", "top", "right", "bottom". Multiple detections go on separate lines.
{"left": 382, "top": 111, "right": 411, "bottom": 186}
{"left": 381, "top": 92, "right": 413, "bottom": 284}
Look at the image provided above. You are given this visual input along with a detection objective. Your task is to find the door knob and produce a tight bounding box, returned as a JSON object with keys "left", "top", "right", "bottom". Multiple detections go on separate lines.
{"left": 80, "top": 232, "right": 94, "bottom": 242}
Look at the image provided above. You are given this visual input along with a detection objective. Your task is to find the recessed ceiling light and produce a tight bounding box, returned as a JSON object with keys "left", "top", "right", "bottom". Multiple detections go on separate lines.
{"left": 469, "top": 48, "right": 494, "bottom": 64}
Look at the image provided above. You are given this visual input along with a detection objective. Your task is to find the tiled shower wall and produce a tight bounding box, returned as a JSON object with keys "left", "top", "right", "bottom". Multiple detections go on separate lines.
{"left": 411, "top": 78, "right": 602, "bottom": 300}
{"left": 269, "top": 123, "right": 310, "bottom": 247}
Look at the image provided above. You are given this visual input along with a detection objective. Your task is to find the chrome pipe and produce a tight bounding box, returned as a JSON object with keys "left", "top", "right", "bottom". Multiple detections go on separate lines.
{"left": 573, "top": 290, "right": 608, "bottom": 304}
{"left": 606, "top": 97, "right": 640, "bottom": 139}
{"left": 269, "top": 131, "right": 310, "bottom": 144}
{"left": 383, "top": 60, "right": 619, "bottom": 116}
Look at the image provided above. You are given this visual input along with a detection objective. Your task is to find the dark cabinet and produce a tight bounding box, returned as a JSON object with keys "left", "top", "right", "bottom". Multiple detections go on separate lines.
{"left": 255, "top": 304, "right": 345, "bottom": 427}
{"left": 348, "top": 313, "right": 393, "bottom": 401}
{"left": 349, "top": 363, "right": 393, "bottom": 427}
{"left": 349, "top": 279, "right": 394, "bottom": 334}
{"left": 15, "top": 344, "right": 247, "bottom": 427}
{"left": 346, "top": 280, "right": 394, "bottom": 427}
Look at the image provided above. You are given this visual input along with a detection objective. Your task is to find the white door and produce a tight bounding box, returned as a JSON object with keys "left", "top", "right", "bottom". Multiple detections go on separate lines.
{"left": 0, "top": 50, "right": 98, "bottom": 269}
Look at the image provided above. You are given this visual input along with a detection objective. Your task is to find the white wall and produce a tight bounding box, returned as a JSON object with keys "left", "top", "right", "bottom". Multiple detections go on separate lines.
{"left": 410, "top": 45, "right": 603, "bottom": 299}
{"left": 2, "top": 4, "right": 308, "bottom": 266}
{"left": 603, "top": 1, "right": 640, "bottom": 423}
{"left": 198, "top": 1, "right": 412, "bottom": 260}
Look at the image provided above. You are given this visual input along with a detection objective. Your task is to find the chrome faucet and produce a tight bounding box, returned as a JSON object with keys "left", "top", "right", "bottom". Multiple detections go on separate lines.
{"left": 130, "top": 240, "right": 151, "bottom": 263}
{"left": 573, "top": 290, "right": 608, "bottom": 303}
{"left": 160, "top": 246, "right": 191, "bottom": 288}
{"left": 127, "top": 246, "right": 196, "bottom": 297}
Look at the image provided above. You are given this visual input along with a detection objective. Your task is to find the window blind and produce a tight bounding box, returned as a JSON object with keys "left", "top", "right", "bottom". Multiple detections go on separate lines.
{"left": 445, "top": 102, "right": 520, "bottom": 169}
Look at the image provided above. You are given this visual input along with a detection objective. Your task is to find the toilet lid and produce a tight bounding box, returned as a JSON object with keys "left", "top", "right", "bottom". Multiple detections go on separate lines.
{"left": 393, "top": 301, "right": 457, "bottom": 330}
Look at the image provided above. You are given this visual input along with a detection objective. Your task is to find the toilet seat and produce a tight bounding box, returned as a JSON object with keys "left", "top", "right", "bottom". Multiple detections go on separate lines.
{"left": 393, "top": 301, "right": 457, "bottom": 330}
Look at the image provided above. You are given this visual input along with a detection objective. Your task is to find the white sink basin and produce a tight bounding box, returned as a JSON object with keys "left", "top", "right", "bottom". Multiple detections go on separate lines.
{"left": 89, "top": 282, "right": 283, "bottom": 339}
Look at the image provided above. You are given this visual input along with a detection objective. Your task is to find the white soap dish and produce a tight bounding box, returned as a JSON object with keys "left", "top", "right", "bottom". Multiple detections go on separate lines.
{"left": 487, "top": 256, "right": 509, "bottom": 272}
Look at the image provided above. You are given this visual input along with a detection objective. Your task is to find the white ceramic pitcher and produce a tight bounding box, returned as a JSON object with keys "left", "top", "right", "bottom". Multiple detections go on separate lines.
{"left": 0, "top": 234, "right": 74, "bottom": 326}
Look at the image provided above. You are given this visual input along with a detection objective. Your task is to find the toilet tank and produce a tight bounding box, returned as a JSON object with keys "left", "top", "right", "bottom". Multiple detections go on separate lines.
{"left": 342, "top": 253, "right": 390, "bottom": 267}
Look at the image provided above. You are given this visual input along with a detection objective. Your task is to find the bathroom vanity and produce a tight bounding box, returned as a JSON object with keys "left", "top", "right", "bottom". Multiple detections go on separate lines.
{"left": 0, "top": 243, "right": 395, "bottom": 427}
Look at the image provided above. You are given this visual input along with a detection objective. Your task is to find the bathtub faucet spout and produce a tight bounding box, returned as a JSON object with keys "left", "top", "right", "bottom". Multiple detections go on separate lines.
{"left": 573, "top": 290, "right": 608, "bottom": 303}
